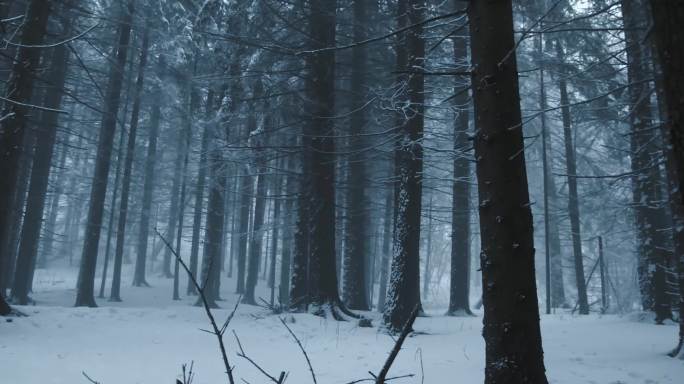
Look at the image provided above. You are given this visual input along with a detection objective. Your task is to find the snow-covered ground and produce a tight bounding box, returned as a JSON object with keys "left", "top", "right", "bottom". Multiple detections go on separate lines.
{"left": 2, "top": 265, "right": 682, "bottom": 384}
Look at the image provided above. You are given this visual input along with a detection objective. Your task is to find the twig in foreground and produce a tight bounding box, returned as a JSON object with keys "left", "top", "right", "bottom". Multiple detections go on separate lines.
{"left": 82, "top": 371, "right": 100, "bottom": 384}
{"left": 155, "top": 227, "right": 236, "bottom": 384}
{"left": 279, "top": 317, "right": 317, "bottom": 384}
{"left": 233, "top": 330, "right": 287, "bottom": 383}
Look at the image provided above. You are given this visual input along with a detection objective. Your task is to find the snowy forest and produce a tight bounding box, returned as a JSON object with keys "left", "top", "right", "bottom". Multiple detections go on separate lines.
{"left": 1, "top": 0, "right": 684, "bottom": 383}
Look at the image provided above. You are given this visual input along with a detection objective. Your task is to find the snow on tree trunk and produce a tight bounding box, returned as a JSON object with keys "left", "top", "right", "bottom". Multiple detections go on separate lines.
{"left": 384, "top": 0, "right": 425, "bottom": 332}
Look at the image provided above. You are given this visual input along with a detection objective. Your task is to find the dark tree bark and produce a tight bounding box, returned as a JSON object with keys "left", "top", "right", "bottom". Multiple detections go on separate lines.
{"left": 0, "top": 106, "right": 33, "bottom": 295}
{"left": 648, "top": 0, "right": 684, "bottom": 360}
{"left": 447, "top": 5, "right": 472, "bottom": 316}
{"left": 0, "top": 0, "right": 51, "bottom": 301}
{"left": 98, "top": 46, "right": 135, "bottom": 299}
{"left": 342, "top": 0, "right": 370, "bottom": 311}
{"left": 384, "top": 0, "right": 425, "bottom": 331}
{"left": 197, "top": 115, "right": 227, "bottom": 309}
{"left": 448, "top": 7, "right": 472, "bottom": 316}
{"left": 621, "top": 0, "right": 671, "bottom": 322}
{"left": 468, "top": 0, "right": 549, "bottom": 382}
{"left": 110, "top": 28, "right": 150, "bottom": 302}
{"left": 133, "top": 58, "right": 164, "bottom": 288}
{"left": 10, "top": 21, "right": 70, "bottom": 305}
{"left": 555, "top": 41, "right": 589, "bottom": 315}
{"left": 302, "top": 0, "right": 352, "bottom": 319}
{"left": 75, "top": 2, "right": 134, "bottom": 307}
{"left": 195, "top": 84, "right": 228, "bottom": 307}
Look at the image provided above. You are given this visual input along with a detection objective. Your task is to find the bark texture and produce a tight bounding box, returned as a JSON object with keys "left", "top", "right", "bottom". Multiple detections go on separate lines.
{"left": 468, "top": 0, "right": 549, "bottom": 382}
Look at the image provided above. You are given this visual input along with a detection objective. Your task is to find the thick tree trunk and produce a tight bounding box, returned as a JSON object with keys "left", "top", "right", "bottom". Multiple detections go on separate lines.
{"left": 384, "top": 0, "right": 425, "bottom": 331}
{"left": 621, "top": 0, "right": 671, "bottom": 322}
{"left": 648, "top": 0, "right": 684, "bottom": 360}
{"left": 75, "top": 2, "right": 134, "bottom": 307}
{"left": 300, "top": 0, "right": 351, "bottom": 319}
{"left": 448, "top": 8, "right": 472, "bottom": 315}
{"left": 555, "top": 42, "right": 589, "bottom": 315}
{"left": 1, "top": 104, "right": 34, "bottom": 294}
{"left": 195, "top": 85, "right": 228, "bottom": 307}
{"left": 468, "top": 0, "right": 549, "bottom": 382}
{"left": 110, "top": 28, "right": 150, "bottom": 302}
{"left": 447, "top": 20, "right": 472, "bottom": 316}
{"left": 0, "top": 0, "right": 51, "bottom": 298}
{"left": 10, "top": 24, "right": 70, "bottom": 305}
{"left": 342, "top": 0, "right": 370, "bottom": 311}
{"left": 197, "top": 124, "right": 227, "bottom": 309}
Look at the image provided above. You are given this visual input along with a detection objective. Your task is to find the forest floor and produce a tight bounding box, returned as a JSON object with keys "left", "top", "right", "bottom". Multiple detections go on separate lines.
{"left": 1, "top": 265, "right": 683, "bottom": 384}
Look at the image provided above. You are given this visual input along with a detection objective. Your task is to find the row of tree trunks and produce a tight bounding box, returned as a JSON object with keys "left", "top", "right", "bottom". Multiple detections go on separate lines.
{"left": 0, "top": 0, "right": 52, "bottom": 305}
{"left": 11, "top": 12, "right": 71, "bottom": 305}
{"left": 111, "top": 28, "right": 150, "bottom": 301}
{"left": 555, "top": 41, "right": 590, "bottom": 315}
{"left": 98, "top": 39, "right": 136, "bottom": 299}
{"left": 74, "top": 1, "right": 134, "bottom": 307}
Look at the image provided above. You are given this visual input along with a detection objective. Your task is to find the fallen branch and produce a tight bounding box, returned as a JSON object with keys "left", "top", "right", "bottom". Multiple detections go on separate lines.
{"left": 375, "top": 306, "right": 420, "bottom": 384}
